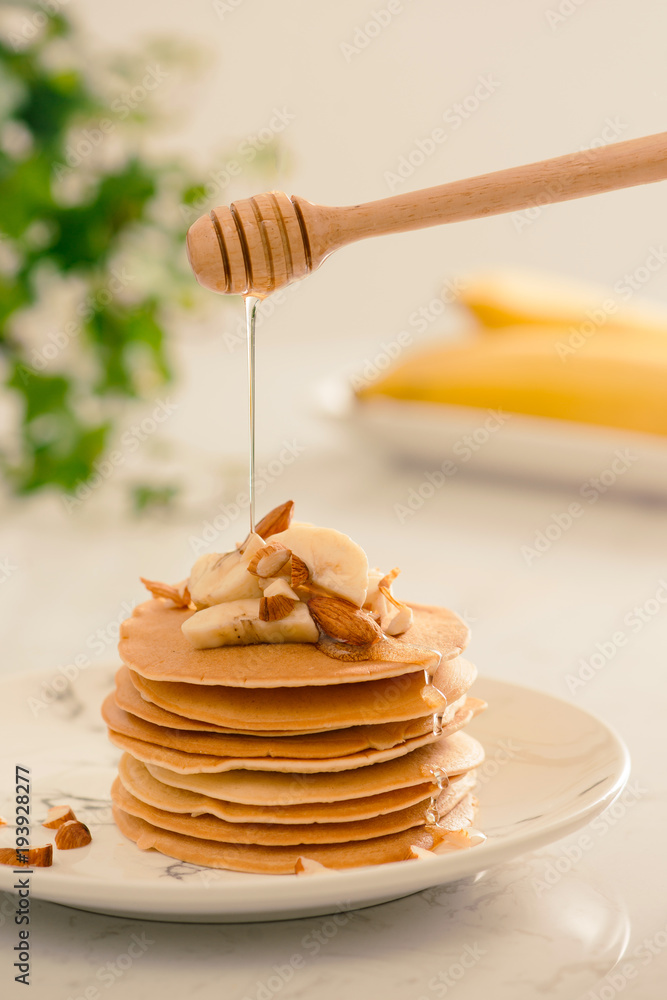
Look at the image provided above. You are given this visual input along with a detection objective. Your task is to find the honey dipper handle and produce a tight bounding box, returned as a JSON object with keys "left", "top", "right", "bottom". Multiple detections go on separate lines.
{"left": 294, "top": 131, "right": 667, "bottom": 262}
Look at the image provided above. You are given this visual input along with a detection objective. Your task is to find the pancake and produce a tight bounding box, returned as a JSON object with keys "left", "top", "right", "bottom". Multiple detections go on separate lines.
{"left": 115, "top": 666, "right": 329, "bottom": 736}
{"left": 107, "top": 725, "right": 440, "bottom": 774}
{"left": 119, "top": 599, "right": 470, "bottom": 688}
{"left": 127, "top": 656, "right": 477, "bottom": 732}
{"left": 117, "top": 752, "right": 477, "bottom": 824}
{"left": 111, "top": 774, "right": 471, "bottom": 845}
{"left": 105, "top": 696, "right": 484, "bottom": 774}
{"left": 109, "top": 675, "right": 483, "bottom": 755}
{"left": 144, "top": 731, "right": 484, "bottom": 805}
{"left": 112, "top": 793, "right": 477, "bottom": 873}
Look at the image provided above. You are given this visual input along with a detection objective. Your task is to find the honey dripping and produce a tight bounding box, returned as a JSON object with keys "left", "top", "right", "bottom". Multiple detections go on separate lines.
{"left": 425, "top": 765, "right": 449, "bottom": 826}
{"left": 244, "top": 295, "right": 260, "bottom": 535}
{"left": 423, "top": 654, "right": 449, "bottom": 825}
{"left": 244, "top": 293, "right": 452, "bottom": 830}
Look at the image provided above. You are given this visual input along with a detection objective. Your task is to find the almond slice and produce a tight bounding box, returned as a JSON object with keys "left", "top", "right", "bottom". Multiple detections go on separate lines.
{"left": 55, "top": 820, "right": 92, "bottom": 850}
{"left": 43, "top": 805, "right": 77, "bottom": 829}
{"left": 247, "top": 542, "right": 291, "bottom": 579}
{"left": 255, "top": 500, "right": 294, "bottom": 538}
{"left": 290, "top": 554, "right": 310, "bottom": 588}
{"left": 308, "top": 594, "right": 383, "bottom": 646}
{"left": 0, "top": 845, "right": 53, "bottom": 867}
{"left": 259, "top": 594, "right": 298, "bottom": 622}
{"left": 140, "top": 578, "right": 191, "bottom": 608}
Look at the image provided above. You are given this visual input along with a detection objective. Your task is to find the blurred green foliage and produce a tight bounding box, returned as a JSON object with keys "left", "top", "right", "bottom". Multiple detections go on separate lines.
{"left": 0, "top": 5, "right": 288, "bottom": 507}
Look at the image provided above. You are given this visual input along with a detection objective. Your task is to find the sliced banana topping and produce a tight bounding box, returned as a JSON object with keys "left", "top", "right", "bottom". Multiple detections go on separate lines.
{"left": 140, "top": 503, "right": 417, "bottom": 653}
{"left": 267, "top": 523, "right": 369, "bottom": 607}
{"left": 182, "top": 599, "right": 318, "bottom": 649}
{"left": 188, "top": 533, "right": 265, "bottom": 608}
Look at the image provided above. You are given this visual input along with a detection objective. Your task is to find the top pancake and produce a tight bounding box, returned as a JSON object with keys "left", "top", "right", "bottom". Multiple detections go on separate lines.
{"left": 119, "top": 599, "right": 469, "bottom": 688}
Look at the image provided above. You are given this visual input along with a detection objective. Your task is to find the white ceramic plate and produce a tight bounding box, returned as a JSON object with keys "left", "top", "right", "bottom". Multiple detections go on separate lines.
{"left": 0, "top": 666, "right": 629, "bottom": 923}
{"left": 318, "top": 378, "right": 667, "bottom": 496}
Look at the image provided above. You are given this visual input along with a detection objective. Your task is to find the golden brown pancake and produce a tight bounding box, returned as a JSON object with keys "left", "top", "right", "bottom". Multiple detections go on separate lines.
{"left": 108, "top": 678, "right": 483, "bottom": 755}
{"left": 104, "top": 696, "right": 484, "bottom": 774}
{"left": 127, "top": 656, "right": 477, "bottom": 732}
{"left": 119, "top": 599, "right": 469, "bottom": 687}
{"left": 117, "top": 752, "right": 477, "bottom": 825}
{"left": 143, "top": 731, "right": 484, "bottom": 805}
{"left": 112, "top": 793, "right": 477, "bottom": 873}
{"left": 108, "top": 726, "right": 438, "bottom": 774}
{"left": 111, "top": 774, "right": 470, "bottom": 845}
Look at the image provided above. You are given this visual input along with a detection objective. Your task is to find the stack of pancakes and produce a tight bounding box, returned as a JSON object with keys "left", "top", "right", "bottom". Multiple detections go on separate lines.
{"left": 105, "top": 598, "right": 485, "bottom": 873}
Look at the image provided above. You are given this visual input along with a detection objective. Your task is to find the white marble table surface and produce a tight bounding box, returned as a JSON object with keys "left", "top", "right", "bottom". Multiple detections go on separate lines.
{"left": 1, "top": 420, "right": 666, "bottom": 1000}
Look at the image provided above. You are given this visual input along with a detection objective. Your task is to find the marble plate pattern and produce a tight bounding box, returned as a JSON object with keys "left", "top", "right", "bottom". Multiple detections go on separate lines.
{"left": 0, "top": 667, "right": 629, "bottom": 923}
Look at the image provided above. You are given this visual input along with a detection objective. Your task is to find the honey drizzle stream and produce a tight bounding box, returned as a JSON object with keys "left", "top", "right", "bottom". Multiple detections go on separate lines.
{"left": 424, "top": 654, "right": 449, "bottom": 826}
{"left": 245, "top": 291, "right": 448, "bottom": 831}
{"left": 245, "top": 295, "right": 259, "bottom": 535}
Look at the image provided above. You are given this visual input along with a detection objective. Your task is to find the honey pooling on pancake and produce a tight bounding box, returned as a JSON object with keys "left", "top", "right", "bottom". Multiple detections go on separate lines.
{"left": 106, "top": 501, "right": 487, "bottom": 871}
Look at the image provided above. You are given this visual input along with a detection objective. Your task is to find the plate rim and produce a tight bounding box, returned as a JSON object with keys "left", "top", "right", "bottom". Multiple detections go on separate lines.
{"left": 0, "top": 670, "right": 631, "bottom": 918}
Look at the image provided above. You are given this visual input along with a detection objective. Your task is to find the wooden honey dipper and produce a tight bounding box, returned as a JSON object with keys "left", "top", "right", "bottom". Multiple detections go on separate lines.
{"left": 186, "top": 131, "right": 667, "bottom": 298}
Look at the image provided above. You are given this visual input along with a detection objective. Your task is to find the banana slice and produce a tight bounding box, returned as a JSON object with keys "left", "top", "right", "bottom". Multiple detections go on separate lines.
{"left": 268, "top": 523, "right": 369, "bottom": 607}
{"left": 182, "top": 599, "right": 318, "bottom": 649}
{"left": 365, "top": 568, "right": 413, "bottom": 636}
{"left": 188, "top": 533, "right": 265, "bottom": 608}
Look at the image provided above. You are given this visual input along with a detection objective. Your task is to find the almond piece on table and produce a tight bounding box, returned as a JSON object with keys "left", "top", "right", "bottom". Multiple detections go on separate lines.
{"left": 55, "top": 820, "right": 92, "bottom": 850}
{"left": 0, "top": 845, "right": 53, "bottom": 867}
{"left": 43, "top": 805, "right": 77, "bottom": 829}
{"left": 308, "top": 595, "right": 383, "bottom": 645}
{"left": 255, "top": 500, "right": 294, "bottom": 538}
{"left": 259, "top": 594, "right": 298, "bottom": 622}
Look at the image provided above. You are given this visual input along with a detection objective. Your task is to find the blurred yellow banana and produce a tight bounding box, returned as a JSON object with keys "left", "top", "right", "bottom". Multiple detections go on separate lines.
{"left": 457, "top": 268, "right": 667, "bottom": 337}
{"left": 358, "top": 326, "right": 667, "bottom": 436}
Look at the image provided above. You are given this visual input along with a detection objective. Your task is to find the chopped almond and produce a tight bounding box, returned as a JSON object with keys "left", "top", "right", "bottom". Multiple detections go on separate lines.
{"left": 43, "top": 805, "right": 77, "bottom": 830}
{"left": 255, "top": 500, "right": 294, "bottom": 538}
{"left": 55, "top": 820, "right": 92, "bottom": 850}
{"left": 0, "top": 845, "right": 53, "bottom": 867}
